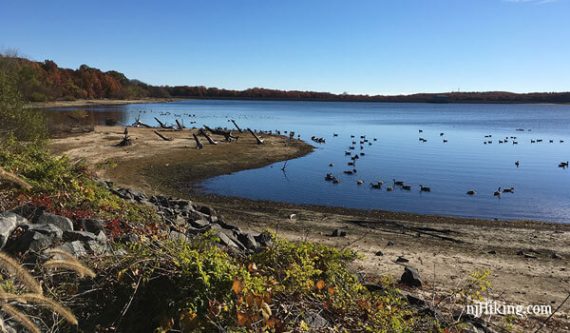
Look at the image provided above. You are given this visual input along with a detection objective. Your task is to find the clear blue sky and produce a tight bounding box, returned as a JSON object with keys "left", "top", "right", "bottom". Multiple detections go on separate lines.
{"left": 1, "top": 0, "right": 569, "bottom": 94}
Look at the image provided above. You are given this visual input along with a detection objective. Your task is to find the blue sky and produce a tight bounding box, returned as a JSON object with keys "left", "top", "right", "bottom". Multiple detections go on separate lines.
{"left": 1, "top": 0, "right": 569, "bottom": 94}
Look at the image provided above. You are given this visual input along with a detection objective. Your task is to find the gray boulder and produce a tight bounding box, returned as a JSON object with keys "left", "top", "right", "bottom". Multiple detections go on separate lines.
{"left": 52, "top": 241, "right": 88, "bottom": 257}
{"left": 79, "top": 218, "right": 105, "bottom": 234}
{"left": 400, "top": 266, "right": 422, "bottom": 288}
{"left": 63, "top": 230, "right": 101, "bottom": 242}
{"left": 38, "top": 213, "right": 74, "bottom": 232}
{"left": 0, "top": 212, "right": 28, "bottom": 248}
{"left": 5, "top": 228, "right": 54, "bottom": 253}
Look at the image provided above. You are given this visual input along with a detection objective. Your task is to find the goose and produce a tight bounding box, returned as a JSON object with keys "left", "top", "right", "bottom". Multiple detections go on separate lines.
{"left": 466, "top": 190, "right": 476, "bottom": 196}
{"left": 345, "top": 151, "right": 351, "bottom": 155}
{"left": 373, "top": 138, "right": 378, "bottom": 141}
{"left": 350, "top": 135, "right": 355, "bottom": 138}
{"left": 329, "top": 163, "right": 334, "bottom": 167}
{"left": 349, "top": 146, "right": 355, "bottom": 150}
{"left": 440, "top": 132, "right": 444, "bottom": 136}
{"left": 332, "top": 178, "right": 340, "bottom": 184}
{"left": 370, "top": 182, "right": 382, "bottom": 189}
{"left": 393, "top": 179, "right": 405, "bottom": 186}
{"left": 515, "top": 161, "right": 519, "bottom": 167}
{"left": 360, "top": 152, "right": 365, "bottom": 156}
{"left": 502, "top": 187, "right": 515, "bottom": 193}
{"left": 531, "top": 139, "right": 536, "bottom": 144}
{"left": 419, "top": 129, "right": 423, "bottom": 133}
{"left": 386, "top": 186, "right": 394, "bottom": 192}
{"left": 344, "top": 170, "right": 354, "bottom": 175}
{"left": 333, "top": 133, "right": 338, "bottom": 137}
{"left": 443, "top": 139, "right": 448, "bottom": 143}
{"left": 419, "top": 185, "right": 431, "bottom": 192}
{"left": 348, "top": 162, "right": 355, "bottom": 166}
{"left": 558, "top": 161, "right": 569, "bottom": 168}
{"left": 560, "top": 140, "right": 565, "bottom": 143}
{"left": 352, "top": 141, "right": 356, "bottom": 145}
{"left": 324, "top": 173, "right": 336, "bottom": 181}
{"left": 550, "top": 140, "right": 554, "bottom": 143}
{"left": 513, "top": 141, "right": 518, "bottom": 145}
{"left": 356, "top": 180, "right": 364, "bottom": 185}
{"left": 402, "top": 184, "right": 412, "bottom": 191}
{"left": 494, "top": 187, "right": 502, "bottom": 197}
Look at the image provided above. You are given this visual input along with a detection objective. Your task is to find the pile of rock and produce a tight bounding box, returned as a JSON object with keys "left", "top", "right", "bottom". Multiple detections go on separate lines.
{"left": 98, "top": 181, "right": 274, "bottom": 253}
{"left": 0, "top": 208, "right": 109, "bottom": 257}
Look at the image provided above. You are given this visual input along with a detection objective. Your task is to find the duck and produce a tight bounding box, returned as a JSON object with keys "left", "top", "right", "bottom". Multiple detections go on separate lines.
{"left": 370, "top": 182, "right": 382, "bottom": 189}
{"left": 494, "top": 187, "right": 502, "bottom": 197}
{"left": 393, "top": 179, "right": 405, "bottom": 186}
{"left": 419, "top": 185, "right": 431, "bottom": 192}
{"left": 502, "top": 187, "right": 515, "bottom": 193}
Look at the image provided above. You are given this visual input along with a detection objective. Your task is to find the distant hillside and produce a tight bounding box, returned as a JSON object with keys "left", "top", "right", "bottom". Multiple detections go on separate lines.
{"left": 1, "top": 55, "right": 569, "bottom": 104}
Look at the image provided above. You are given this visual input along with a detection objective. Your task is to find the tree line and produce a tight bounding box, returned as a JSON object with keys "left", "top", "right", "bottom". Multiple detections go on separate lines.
{"left": 1, "top": 55, "right": 569, "bottom": 104}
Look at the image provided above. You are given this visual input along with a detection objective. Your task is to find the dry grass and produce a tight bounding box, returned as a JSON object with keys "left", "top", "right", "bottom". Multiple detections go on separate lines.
{"left": 0, "top": 252, "right": 42, "bottom": 294}
{"left": 1, "top": 303, "right": 40, "bottom": 333}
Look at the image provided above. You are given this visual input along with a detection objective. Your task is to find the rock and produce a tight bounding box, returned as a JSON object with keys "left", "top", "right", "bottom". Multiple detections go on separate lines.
{"left": 375, "top": 251, "right": 384, "bottom": 256}
{"left": 29, "top": 223, "right": 63, "bottom": 239}
{"left": 331, "top": 229, "right": 347, "bottom": 237}
{"left": 237, "top": 233, "right": 259, "bottom": 251}
{"left": 5, "top": 228, "right": 54, "bottom": 253}
{"left": 79, "top": 218, "right": 105, "bottom": 234}
{"left": 305, "top": 312, "right": 329, "bottom": 330}
{"left": 0, "top": 212, "right": 28, "bottom": 248}
{"left": 254, "top": 231, "right": 273, "bottom": 247}
{"left": 189, "top": 219, "right": 210, "bottom": 229}
{"left": 400, "top": 266, "right": 422, "bottom": 288}
{"left": 406, "top": 294, "right": 426, "bottom": 307}
{"left": 552, "top": 253, "right": 563, "bottom": 260}
{"left": 396, "top": 256, "right": 409, "bottom": 263}
{"left": 85, "top": 240, "right": 109, "bottom": 255}
{"left": 37, "top": 213, "right": 74, "bottom": 232}
{"left": 195, "top": 205, "right": 216, "bottom": 217}
{"left": 487, "top": 250, "right": 496, "bottom": 255}
{"left": 216, "top": 231, "right": 242, "bottom": 250}
{"left": 168, "top": 230, "right": 189, "bottom": 242}
{"left": 63, "top": 230, "right": 99, "bottom": 242}
{"left": 53, "top": 241, "right": 88, "bottom": 257}
{"left": 8, "top": 203, "right": 44, "bottom": 223}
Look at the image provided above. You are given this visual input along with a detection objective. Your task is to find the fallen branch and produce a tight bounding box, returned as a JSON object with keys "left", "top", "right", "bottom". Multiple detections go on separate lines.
{"left": 204, "top": 125, "right": 238, "bottom": 141}
{"left": 248, "top": 128, "right": 264, "bottom": 145}
{"left": 0, "top": 167, "right": 33, "bottom": 191}
{"left": 153, "top": 130, "right": 173, "bottom": 141}
{"left": 230, "top": 119, "right": 243, "bottom": 133}
{"left": 175, "top": 119, "right": 185, "bottom": 130}
{"left": 199, "top": 128, "right": 218, "bottom": 145}
{"left": 346, "top": 219, "right": 463, "bottom": 243}
{"left": 154, "top": 117, "right": 173, "bottom": 129}
{"left": 192, "top": 133, "right": 204, "bottom": 149}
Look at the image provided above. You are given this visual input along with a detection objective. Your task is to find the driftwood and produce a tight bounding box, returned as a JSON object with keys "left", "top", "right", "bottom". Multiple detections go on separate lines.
{"left": 248, "top": 128, "right": 264, "bottom": 144}
{"left": 116, "top": 127, "right": 133, "bottom": 146}
{"left": 175, "top": 119, "right": 185, "bottom": 130}
{"left": 346, "top": 219, "right": 463, "bottom": 243}
{"left": 192, "top": 133, "right": 204, "bottom": 149}
{"left": 153, "top": 130, "right": 173, "bottom": 141}
{"left": 154, "top": 117, "right": 173, "bottom": 129}
{"left": 133, "top": 120, "right": 152, "bottom": 128}
{"left": 199, "top": 128, "right": 218, "bottom": 145}
{"left": 0, "top": 167, "right": 32, "bottom": 191}
{"left": 230, "top": 119, "right": 243, "bottom": 133}
{"left": 204, "top": 125, "right": 238, "bottom": 142}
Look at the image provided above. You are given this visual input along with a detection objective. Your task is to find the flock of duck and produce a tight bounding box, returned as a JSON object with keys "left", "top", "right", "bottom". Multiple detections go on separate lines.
{"left": 322, "top": 129, "right": 568, "bottom": 198}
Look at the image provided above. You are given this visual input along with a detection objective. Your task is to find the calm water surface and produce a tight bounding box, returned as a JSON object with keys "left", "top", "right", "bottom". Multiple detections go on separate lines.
{"left": 47, "top": 100, "right": 570, "bottom": 223}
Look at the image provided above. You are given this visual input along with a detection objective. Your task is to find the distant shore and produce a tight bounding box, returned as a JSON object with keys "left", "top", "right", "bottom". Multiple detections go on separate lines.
{"left": 26, "top": 98, "right": 177, "bottom": 109}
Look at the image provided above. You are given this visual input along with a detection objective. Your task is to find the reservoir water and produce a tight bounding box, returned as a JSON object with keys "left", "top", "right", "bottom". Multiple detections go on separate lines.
{"left": 46, "top": 100, "right": 570, "bottom": 223}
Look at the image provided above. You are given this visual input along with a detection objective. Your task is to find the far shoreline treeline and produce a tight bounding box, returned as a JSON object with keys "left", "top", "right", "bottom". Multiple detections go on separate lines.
{"left": 2, "top": 55, "right": 569, "bottom": 104}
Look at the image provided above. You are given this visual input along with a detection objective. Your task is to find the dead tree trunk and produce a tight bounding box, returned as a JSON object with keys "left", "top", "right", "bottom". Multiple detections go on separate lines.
{"left": 133, "top": 120, "right": 152, "bottom": 128}
{"left": 248, "top": 128, "right": 264, "bottom": 144}
{"left": 192, "top": 133, "right": 204, "bottom": 149}
{"left": 204, "top": 125, "right": 238, "bottom": 141}
{"left": 231, "top": 119, "right": 243, "bottom": 133}
{"left": 154, "top": 130, "right": 173, "bottom": 141}
{"left": 175, "top": 119, "right": 185, "bottom": 130}
{"left": 116, "top": 127, "right": 133, "bottom": 146}
{"left": 154, "top": 117, "right": 173, "bottom": 129}
{"left": 199, "top": 128, "right": 218, "bottom": 145}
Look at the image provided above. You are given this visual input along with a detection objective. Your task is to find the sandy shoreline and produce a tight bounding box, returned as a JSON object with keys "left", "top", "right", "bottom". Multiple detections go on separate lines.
{"left": 50, "top": 126, "right": 570, "bottom": 328}
{"left": 26, "top": 98, "right": 177, "bottom": 109}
